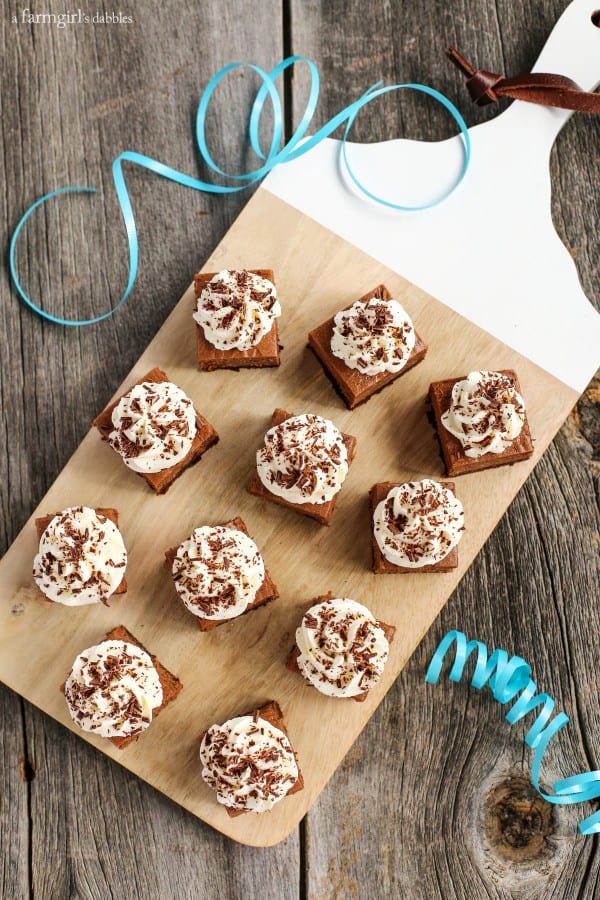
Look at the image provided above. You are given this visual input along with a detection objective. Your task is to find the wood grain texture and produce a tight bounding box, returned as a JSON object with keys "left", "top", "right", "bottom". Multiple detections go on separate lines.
{"left": 1, "top": 0, "right": 300, "bottom": 897}
{"left": 24, "top": 705, "right": 300, "bottom": 900}
{"left": 0, "top": 692, "right": 29, "bottom": 900}
{"left": 0, "top": 0, "right": 598, "bottom": 895}
{"left": 291, "top": 0, "right": 600, "bottom": 897}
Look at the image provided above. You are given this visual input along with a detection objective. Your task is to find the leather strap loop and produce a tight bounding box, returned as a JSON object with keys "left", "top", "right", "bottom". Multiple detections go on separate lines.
{"left": 447, "top": 46, "right": 600, "bottom": 113}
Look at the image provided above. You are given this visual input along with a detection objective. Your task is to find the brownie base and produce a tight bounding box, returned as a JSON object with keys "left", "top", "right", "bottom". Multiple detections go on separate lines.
{"left": 35, "top": 507, "right": 127, "bottom": 600}
{"left": 93, "top": 367, "right": 219, "bottom": 494}
{"left": 199, "top": 699, "right": 303, "bottom": 817}
{"left": 247, "top": 408, "right": 357, "bottom": 526}
{"left": 286, "top": 593, "right": 396, "bottom": 702}
{"left": 308, "top": 284, "right": 428, "bottom": 409}
{"left": 60, "top": 624, "right": 182, "bottom": 750}
{"left": 428, "top": 369, "right": 534, "bottom": 477}
{"left": 369, "top": 482, "right": 460, "bottom": 574}
{"left": 165, "top": 516, "right": 279, "bottom": 630}
{"left": 194, "top": 270, "right": 280, "bottom": 370}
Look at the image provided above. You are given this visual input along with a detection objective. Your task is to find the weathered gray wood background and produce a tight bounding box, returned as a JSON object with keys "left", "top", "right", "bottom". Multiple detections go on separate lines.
{"left": 1, "top": 0, "right": 599, "bottom": 897}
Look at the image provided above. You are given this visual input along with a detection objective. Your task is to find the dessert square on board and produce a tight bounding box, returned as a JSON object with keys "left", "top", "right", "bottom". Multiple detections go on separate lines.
{"left": 247, "top": 408, "right": 357, "bottom": 525}
{"left": 164, "top": 516, "right": 279, "bottom": 631}
{"left": 62, "top": 625, "right": 182, "bottom": 751}
{"left": 194, "top": 269, "right": 280, "bottom": 370}
{"left": 287, "top": 594, "right": 396, "bottom": 702}
{"left": 199, "top": 700, "right": 303, "bottom": 817}
{"left": 369, "top": 481, "right": 462, "bottom": 574}
{"left": 308, "top": 283, "right": 427, "bottom": 409}
{"left": 93, "top": 367, "right": 219, "bottom": 493}
{"left": 35, "top": 507, "right": 127, "bottom": 600}
{"left": 428, "top": 369, "right": 534, "bottom": 476}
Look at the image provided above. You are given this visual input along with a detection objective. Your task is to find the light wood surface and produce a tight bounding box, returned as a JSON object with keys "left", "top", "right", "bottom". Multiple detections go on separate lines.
{"left": 0, "top": 187, "right": 579, "bottom": 846}
{"left": 1, "top": 0, "right": 598, "bottom": 895}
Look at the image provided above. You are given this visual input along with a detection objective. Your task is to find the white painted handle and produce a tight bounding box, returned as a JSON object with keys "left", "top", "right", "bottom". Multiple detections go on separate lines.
{"left": 499, "top": 0, "right": 600, "bottom": 144}
{"left": 531, "top": 0, "right": 600, "bottom": 90}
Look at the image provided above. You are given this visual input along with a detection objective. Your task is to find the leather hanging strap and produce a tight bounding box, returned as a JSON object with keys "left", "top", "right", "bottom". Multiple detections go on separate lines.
{"left": 447, "top": 46, "right": 600, "bottom": 113}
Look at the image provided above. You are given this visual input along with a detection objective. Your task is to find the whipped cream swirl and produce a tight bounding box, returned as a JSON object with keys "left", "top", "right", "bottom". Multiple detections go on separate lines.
{"left": 200, "top": 714, "right": 299, "bottom": 812}
{"left": 441, "top": 370, "right": 526, "bottom": 458}
{"left": 33, "top": 506, "right": 127, "bottom": 606}
{"left": 296, "top": 597, "right": 390, "bottom": 698}
{"left": 373, "top": 479, "right": 464, "bottom": 567}
{"left": 64, "top": 639, "right": 163, "bottom": 738}
{"left": 172, "top": 525, "right": 265, "bottom": 621}
{"left": 330, "top": 297, "right": 416, "bottom": 376}
{"left": 108, "top": 380, "right": 197, "bottom": 473}
{"left": 256, "top": 413, "right": 348, "bottom": 504}
{"left": 193, "top": 269, "right": 281, "bottom": 350}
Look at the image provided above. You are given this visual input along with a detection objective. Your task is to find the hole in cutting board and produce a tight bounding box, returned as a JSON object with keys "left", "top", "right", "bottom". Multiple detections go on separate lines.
{"left": 592, "top": 9, "right": 600, "bottom": 26}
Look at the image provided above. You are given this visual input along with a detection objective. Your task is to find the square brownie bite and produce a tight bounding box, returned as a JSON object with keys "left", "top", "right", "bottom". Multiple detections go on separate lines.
{"left": 247, "top": 408, "right": 357, "bottom": 526}
{"left": 199, "top": 700, "right": 303, "bottom": 817}
{"left": 93, "top": 367, "right": 219, "bottom": 494}
{"left": 34, "top": 506, "right": 127, "bottom": 604}
{"left": 308, "top": 284, "right": 427, "bottom": 409}
{"left": 287, "top": 593, "right": 396, "bottom": 702}
{"left": 62, "top": 625, "right": 182, "bottom": 750}
{"left": 369, "top": 480, "right": 463, "bottom": 574}
{"left": 428, "top": 369, "right": 534, "bottom": 477}
{"left": 164, "top": 516, "right": 279, "bottom": 631}
{"left": 194, "top": 269, "right": 280, "bottom": 370}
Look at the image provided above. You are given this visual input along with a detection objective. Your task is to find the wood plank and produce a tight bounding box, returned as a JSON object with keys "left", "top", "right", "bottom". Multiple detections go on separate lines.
{"left": 290, "top": 0, "right": 600, "bottom": 895}
{"left": 24, "top": 703, "right": 300, "bottom": 900}
{"left": 0, "top": 185, "right": 582, "bottom": 847}
{"left": 0, "top": 691, "right": 29, "bottom": 900}
{"left": 0, "top": 0, "right": 300, "bottom": 894}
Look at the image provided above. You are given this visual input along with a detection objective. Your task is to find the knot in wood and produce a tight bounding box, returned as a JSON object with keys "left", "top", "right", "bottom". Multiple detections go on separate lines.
{"left": 484, "top": 776, "right": 555, "bottom": 863}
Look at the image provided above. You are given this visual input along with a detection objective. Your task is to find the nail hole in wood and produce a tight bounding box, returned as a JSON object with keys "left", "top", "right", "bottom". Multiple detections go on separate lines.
{"left": 19, "top": 758, "right": 35, "bottom": 782}
{"left": 592, "top": 10, "right": 600, "bottom": 27}
{"left": 484, "top": 776, "right": 555, "bottom": 863}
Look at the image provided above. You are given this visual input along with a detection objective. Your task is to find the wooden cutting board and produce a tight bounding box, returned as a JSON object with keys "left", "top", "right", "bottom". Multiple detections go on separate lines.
{"left": 0, "top": 187, "right": 579, "bottom": 846}
{"left": 263, "top": 0, "right": 600, "bottom": 395}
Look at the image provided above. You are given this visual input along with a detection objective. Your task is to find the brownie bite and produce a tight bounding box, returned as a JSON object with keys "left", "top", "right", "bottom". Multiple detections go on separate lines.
{"left": 193, "top": 269, "right": 281, "bottom": 370}
{"left": 199, "top": 700, "right": 303, "bottom": 816}
{"left": 247, "top": 408, "right": 357, "bottom": 526}
{"left": 308, "top": 284, "right": 427, "bottom": 409}
{"left": 62, "top": 625, "right": 182, "bottom": 750}
{"left": 428, "top": 369, "right": 533, "bottom": 477}
{"left": 164, "top": 516, "right": 279, "bottom": 631}
{"left": 287, "top": 594, "right": 395, "bottom": 702}
{"left": 370, "top": 479, "right": 464, "bottom": 574}
{"left": 93, "top": 367, "right": 218, "bottom": 494}
{"left": 33, "top": 506, "right": 127, "bottom": 605}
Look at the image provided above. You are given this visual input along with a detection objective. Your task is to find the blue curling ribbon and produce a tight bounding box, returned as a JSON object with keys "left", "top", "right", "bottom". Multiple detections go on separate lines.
{"left": 9, "top": 55, "right": 471, "bottom": 327}
{"left": 425, "top": 630, "right": 600, "bottom": 834}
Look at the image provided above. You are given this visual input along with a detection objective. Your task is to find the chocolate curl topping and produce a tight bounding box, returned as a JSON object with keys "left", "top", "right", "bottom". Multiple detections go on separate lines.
{"left": 447, "top": 46, "right": 600, "bottom": 113}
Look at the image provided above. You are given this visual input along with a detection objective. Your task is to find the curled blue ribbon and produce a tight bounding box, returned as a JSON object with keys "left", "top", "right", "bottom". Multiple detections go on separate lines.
{"left": 426, "top": 630, "right": 600, "bottom": 834}
{"left": 9, "top": 55, "right": 471, "bottom": 327}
